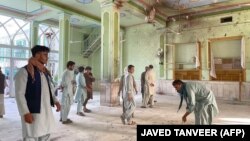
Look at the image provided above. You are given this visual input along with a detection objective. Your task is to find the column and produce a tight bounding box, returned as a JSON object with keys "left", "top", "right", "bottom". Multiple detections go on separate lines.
{"left": 30, "top": 21, "right": 39, "bottom": 48}
{"left": 58, "top": 13, "right": 71, "bottom": 78}
{"left": 99, "top": 0, "right": 120, "bottom": 106}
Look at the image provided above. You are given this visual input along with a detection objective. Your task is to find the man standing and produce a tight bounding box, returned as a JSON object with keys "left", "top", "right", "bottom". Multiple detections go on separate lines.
{"left": 60, "top": 61, "right": 75, "bottom": 124}
{"left": 120, "top": 65, "right": 136, "bottom": 125}
{"left": 15, "top": 45, "right": 61, "bottom": 140}
{"left": 74, "top": 66, "right": 88, "bottom": 116}
{"left": 172, "top": 79, "right": 219, "bottom": 125}
{"left": 83, "top": 66, "right": 95, "bottom": 113}
{"left": 118, "top": 66, "right": 137, "bottom": 118}
{"left": 142, "top": 65, "right": 156, "bottom": 108}
{"left": 140, "top": 66, "right": 149, "bottom": 103}
{"left": 0, "top": 67, "right": 7, "bottom": 118}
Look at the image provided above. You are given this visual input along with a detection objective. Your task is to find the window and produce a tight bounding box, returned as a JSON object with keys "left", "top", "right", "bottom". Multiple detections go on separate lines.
{"left": 38, "top": 24, "right": 60, "bottom": 83}
{"left": 0, "top": 14, "right": 30, "bottom": 96}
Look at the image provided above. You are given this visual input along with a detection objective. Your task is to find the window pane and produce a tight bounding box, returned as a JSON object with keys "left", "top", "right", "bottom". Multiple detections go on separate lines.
{"left": 38, "top": 28, "right": 44, "bottom": 39}
{"left": 0, "top": 15, "right": 11, "bottom": 24}
{"left": 12, "top": 49, "right": 29, "bottom": 58}
{"left": 46, "top": 61, "right": 59, "bottom": 83}
{"left": 50, "top": 35, "right": 59, "bottom": 51}
{"left": 38, "top": 24, "right": 59, "bottom": 51}
{"left": 5, "top": 19, "right": 19, "bottom": 40}
{"left": 14, "top": 32, "right": 29, "bottom": 47}
{"left": 0, "top": 47, "right": 11, "bottom": 57}
{"left": 13, "top": 59, "right": 28, "bottom": 76}
{"left": 23, "top": 23, "right": 30, "bottom": 41}
{"left": 0, "top": 27, "right": 10, "bottom": 45}
{"left": 51, "top": 27, "right": 59, "bottom": 33}
{"left": 14, "top": 19, "right": 26, "bottom": 27}
{"left": 39, "top": 24, "right": 48, "bottom": 32}
{"left": 49, "top": 52, "right": 59, "bottom": 61}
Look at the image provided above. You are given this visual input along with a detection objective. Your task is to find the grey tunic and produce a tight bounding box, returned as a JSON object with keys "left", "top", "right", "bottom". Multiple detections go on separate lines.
{"left": 183, "top": 82, "right": 219, "bottom": 125}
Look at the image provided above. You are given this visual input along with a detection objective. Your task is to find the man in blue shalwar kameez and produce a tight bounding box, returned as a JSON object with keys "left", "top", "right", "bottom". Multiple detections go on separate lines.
{"left": 172, "top": 80, "right": 219, "bottom": 125}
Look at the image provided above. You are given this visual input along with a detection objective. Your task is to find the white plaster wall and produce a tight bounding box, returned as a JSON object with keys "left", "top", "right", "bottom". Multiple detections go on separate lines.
{"left": 156, "top": 80, "right": 250, "bottom": 101}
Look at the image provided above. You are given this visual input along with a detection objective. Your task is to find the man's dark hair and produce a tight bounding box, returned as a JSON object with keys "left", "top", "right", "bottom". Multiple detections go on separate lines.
{"left": 78, "top": 66, "right": 85, "bottom": 72}
{"left": 149, "top": 65, "right": 153, "bottom": 69}
{"left": 172, "top": 79, "right": 184, "bottom": 86}
{"left": 85, "top": 66, "right": 92, "bottom": 70}
{"left": 128, "top": 65, "right": 134, "bottom": 70}
{"left": 67, "top": 61, "right": 75, "bottom": 68}
{"left": 31, "top": 45, "right": 50, "bottom": 57}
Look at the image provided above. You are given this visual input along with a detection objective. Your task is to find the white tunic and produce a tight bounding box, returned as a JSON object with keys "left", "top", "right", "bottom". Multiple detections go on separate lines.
{"left": 145, "top": 69, "right": 156, "bottom": 95}
{"left": 60, "top": 69, "right": 74, "bottom": 105}
{"left": 15, "top": 68, "right": 57, "bottom": 137}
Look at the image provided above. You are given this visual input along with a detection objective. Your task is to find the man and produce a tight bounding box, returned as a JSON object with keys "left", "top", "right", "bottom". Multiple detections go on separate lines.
{"left": 172, "top": 79, "right": 219, "bottom": 125}
{"left": 0, "top": 67, "right": 7, "bottom": 118}
{"left": 60, "top": 61, "right": 75, "bottom": 124}
{"left": 74, "top": 66, "right": 88, "bottom": 116}
{"left": 120, "top": 65, "right": 136, "bottom": 125}
{"left": 141, "top": 65, "right": 156, "bottom": 108}
{"left": 83, "top": 66, "right": 95, "bottom": 113}
{"left": 140, "top": 66, "right": 149, "bottom": 103}
{"left": 118, "top": 66, "right": 137, "bottom": 118}
{"left": 15, "top": 45, "right": 61, "bottom": 140}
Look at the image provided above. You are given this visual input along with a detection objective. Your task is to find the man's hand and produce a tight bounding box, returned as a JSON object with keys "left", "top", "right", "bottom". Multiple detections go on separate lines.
{"left": 182, "top": 115, "right": 187, "bottom": 123}
{"left": 59, "top": 85, "right": 64, "bottom": 92}
{"left": 55, "top": 102, "right": 61, "bottom": 112}
{"left": 128, "top": 95, "right": 132, "bottom": 101}
{"left": 24, "top": 113, "right": 34, "bottom": 124}
{"left": 71, "top": 80, "right": 76, "bottom": 85}
{"left": 86, "top": 87, "right": 91, "bottom": 92}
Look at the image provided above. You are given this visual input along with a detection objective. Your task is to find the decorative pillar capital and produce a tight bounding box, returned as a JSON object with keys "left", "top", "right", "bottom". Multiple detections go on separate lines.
{"left": 59, "top": 12, "right": 71, "bottom": 21}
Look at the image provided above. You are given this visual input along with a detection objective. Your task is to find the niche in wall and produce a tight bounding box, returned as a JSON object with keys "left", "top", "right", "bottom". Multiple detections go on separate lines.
{"left": 174, "top": 42, "right": 201, "bottom": 80}
{"left": 208, "top": 36, "right": 245, "bottom": 81}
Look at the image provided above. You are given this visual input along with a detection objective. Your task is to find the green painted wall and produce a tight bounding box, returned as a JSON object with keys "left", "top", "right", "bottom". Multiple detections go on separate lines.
{"left": 69, "top": 27, "right": 88, "bottom": 66}
{"left": 123, "top": 24, "right": 162, "bottom": 80}
{"left": 166, "top": 9, "right": 250, "bottom": 81}
{"left": 88, "top": 47, "right": 101, "bottom": 80}
{"left": 88, "top": 47, "right": 101, "bottom": 90}
{"left": 211, "top": 40, "right": 241, "bottom": 58}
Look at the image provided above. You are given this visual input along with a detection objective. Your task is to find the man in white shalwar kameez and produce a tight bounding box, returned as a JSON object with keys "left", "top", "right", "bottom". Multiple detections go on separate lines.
{"left": 74, "top": 66, "right": 87, "bottom": 116}
{"left": 142, "top": 65, "right": 156, "bottom": 108}
{"left": 118, "top": 66, "right": 137, "bottom": 117}
{"left": 60, "top": 61, "right": 75, "bottom": 124}
{"left": 172, "top": 79, "right": 219, "bottom": 125}
{"left": 120, "top": 65, "right": 136, "bottom": 125}
{"left": 15, "top": 45, "right": 61, "bottom": 141}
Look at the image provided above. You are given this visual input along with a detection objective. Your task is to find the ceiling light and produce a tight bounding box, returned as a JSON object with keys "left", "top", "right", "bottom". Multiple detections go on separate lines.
{"left": 76, "top": 0, "right": 93, "bottom": 4}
